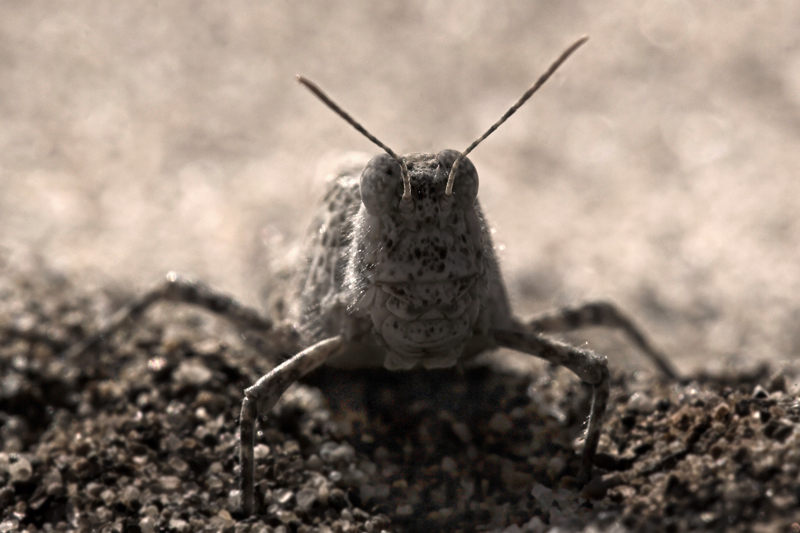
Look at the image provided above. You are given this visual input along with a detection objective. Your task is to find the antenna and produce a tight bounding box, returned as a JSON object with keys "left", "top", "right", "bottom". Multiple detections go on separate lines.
{"left": 445, "top": 35, "right": 589, "bottom": 196}
{"left": 296, "top": 75, "right": 412, "bottom": 201}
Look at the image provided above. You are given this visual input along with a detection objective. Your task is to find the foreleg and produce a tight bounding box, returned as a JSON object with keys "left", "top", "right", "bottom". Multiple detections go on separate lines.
{"left": 491, "top": 329, "right": 609, "bottom": 484}
{"left": 239, "top": 335, "right": 344, "bottom": 516}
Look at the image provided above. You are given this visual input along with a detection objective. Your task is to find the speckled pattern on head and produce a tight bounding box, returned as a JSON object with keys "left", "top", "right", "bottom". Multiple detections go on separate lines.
{"left": 291, "top": 150, "right": 514, "bottom": 370}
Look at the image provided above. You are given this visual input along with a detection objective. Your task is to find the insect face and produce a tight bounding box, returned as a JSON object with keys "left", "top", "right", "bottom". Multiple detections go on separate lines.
{"left": 347, "top": 150, "right": 486, "bottom": 370}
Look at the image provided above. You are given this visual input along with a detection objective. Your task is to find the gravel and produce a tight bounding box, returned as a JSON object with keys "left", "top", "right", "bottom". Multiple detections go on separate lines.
{"left": 1, "top": 259, "right": 799, "bottom": 532}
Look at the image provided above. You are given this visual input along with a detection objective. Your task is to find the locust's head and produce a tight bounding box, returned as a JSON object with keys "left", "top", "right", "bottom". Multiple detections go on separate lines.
{"left": 346, "top": 150, "right": 486, "bottom": 369}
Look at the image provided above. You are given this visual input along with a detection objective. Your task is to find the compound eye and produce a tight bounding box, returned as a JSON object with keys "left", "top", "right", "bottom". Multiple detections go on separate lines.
{"left": 437, "top": 149, "right": 478, "bottom": 206}
{"left": 360, "top": 153, "right": 404, "bottom": 215}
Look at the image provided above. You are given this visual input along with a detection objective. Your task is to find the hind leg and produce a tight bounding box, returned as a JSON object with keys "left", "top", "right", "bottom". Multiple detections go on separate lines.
{"left": 61, "top": 272, "right": 275, "bottom": 359}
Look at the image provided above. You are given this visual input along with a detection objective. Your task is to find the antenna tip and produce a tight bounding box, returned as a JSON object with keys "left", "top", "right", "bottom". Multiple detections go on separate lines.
{"left": 572, "top": 35, "right": 590, "bottom": 50}
{"left": 296, "top": 76, "right": 319, "bottom": 94}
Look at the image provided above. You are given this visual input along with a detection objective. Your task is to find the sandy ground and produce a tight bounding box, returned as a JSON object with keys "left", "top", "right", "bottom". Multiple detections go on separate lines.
{"left": 2, "top": 2, "right": 800, "bottom": 531}
{"left": 1, "top": 262, "right": 799, "bottom": 532}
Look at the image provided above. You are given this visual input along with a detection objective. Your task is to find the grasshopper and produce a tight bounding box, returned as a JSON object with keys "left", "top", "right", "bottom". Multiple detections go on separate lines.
{"left": 63, "top": 36, "right": 677, "bottom": 516}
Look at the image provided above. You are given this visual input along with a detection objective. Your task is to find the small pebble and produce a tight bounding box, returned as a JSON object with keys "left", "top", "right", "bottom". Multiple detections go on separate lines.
{"left": 530, "top": 484, "right": 553, "bottom": 511}
{"left": 157, "top": 476, "right": 181, "bottom": 492}
{"left": 163, "top": 434, "right": 182, "bottom": 452}
{"left": 306, "top": 454, "right": 323, "bottom": 470}
{"left": 169, "top": 518, "right": 191, "bottom": 533}
{"left": 451, "top": 422, "right": 472, "bottom": 443}
{"left": 254, "top": 444, "right": 271, "bottom": 459}
{"left": 207, "top": 476, "right": 224, "bottom": 492}
{"left": 165, "top": 402, "right": 188, "bottom": 429}
{"left": 441, "top": 456, "right": 458, "bottom": 474}
{"left": 85, "top": 482, "right": 103, "bottom": 497}
{"left": 712, "top": 402, "right": 730, "bottom": 421}
{"left": 42, "top": 468, "right": 62, "bottom": 491}
{"left": 277, "top": 509, "right": 298, "bottom": 525}
{"left": 46, "top": 481, "right": 65, "bottom": 497}
{"left": 283, "top": 440, "right": 300, "bottom": 455}
{"left": 121, "top": 485, "right": 141, "bottom": 505}
{"left": 329, "top": 488, "right": 348, "bottom": 510}
{"left": 94, "top": 507, "right": 113, "bottom": 523}
{"left": 752, "top": 385, "right": 769, "bottom": 399}
{"left": 488, "top": 412, "right": 513, "bottom": 434}
{"left": 546, "top": 456, "right": 565, "bottom": 479}
{"left": 296, "top": 487, "right": 318, "bottom": 511}
{"left": 320, "top": 442, "right": 355, "bottom": 463}
{"left": 353, "top": 507, "right": 371, "bottom": 521}
{"left": 521, "top": 516, "right": 546, "bottom": 533}
{"left": 8, "top": 457, "right": 32, "bottom": 483}
{"left": 396, "top": 504, "right": 414, "bottom": 516}
{"left": 275, "top": 488, "right": 294, "bottom": 505}
{"left": 768, "top": 372, "right": 787, "bottom": 393}
{"left": 627, "top": 391, "right": 655, "bottom": 414}
{"left": 100, "top": 488, "right": 116, "bottom": 506}
{"left": 168, "top": 455, "right": 189, "bottom": 475}
{"left": 0, "top": 487, "right": 14, "bottom": 509}
{"left": 0, "top": 520, "right": 18, "bottom": 533}
{"left": 360, "top": 484, "right": 376, "bottom": 502}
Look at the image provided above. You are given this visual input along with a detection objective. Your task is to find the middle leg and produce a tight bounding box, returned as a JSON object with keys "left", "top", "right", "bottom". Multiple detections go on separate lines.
{"left": 520, "top": 300, "right": 677, "bottom": 378}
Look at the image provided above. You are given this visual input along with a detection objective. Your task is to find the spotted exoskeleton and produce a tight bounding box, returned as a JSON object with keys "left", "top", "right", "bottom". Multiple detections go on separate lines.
{"left": 63, "top": 36, "right": 677, "bottom": 517}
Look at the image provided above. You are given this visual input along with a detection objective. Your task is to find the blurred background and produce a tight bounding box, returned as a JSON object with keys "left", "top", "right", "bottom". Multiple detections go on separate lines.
{"left": 1, "top": 1, "right": 799, "bottom": 374}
